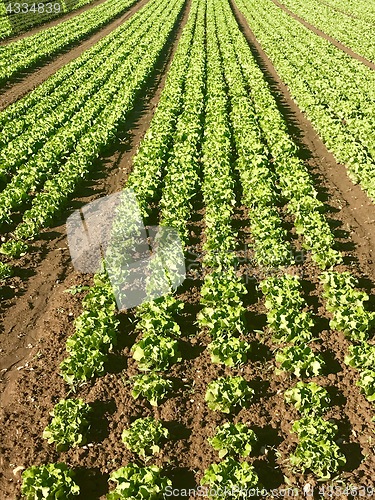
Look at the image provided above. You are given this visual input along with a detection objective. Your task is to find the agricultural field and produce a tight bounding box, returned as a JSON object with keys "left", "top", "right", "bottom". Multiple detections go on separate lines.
{"left": 0, "top": 0, "right": 374, "bottom": 497}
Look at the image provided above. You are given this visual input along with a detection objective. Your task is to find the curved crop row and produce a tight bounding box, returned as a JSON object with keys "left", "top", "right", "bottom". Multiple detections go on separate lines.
{"left": 319, "top": 0, "right": 375, "bottom": 25}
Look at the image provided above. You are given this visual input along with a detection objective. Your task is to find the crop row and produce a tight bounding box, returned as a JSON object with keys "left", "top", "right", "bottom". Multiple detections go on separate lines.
{"left": 321, "top": 271, "right": 375, "bottom": 401}
{"left": 236, "top": 0, "right": 375, "bottom": 201}
{"left": 0, "top": 0, "right": 137, "bottom": 86}
{"left": 198, "top": 1, "right": 262, "bottom": 488}
{"left": 280, "top": 0, "right": 375, "bottom": 62}
{"left": 217, "top": 0, "right": 342, "bottom": 270}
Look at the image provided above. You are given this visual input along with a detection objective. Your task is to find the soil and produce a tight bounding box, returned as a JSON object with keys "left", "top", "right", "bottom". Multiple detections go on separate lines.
{"left": 0, "top": 0, "right": 150, "bottom": 110}
{"left": 270, "top": 0, "right": 375, "bottom": 70}
{"left": 0, "top": 0, "right": 107, "bottom": 46}
{"left": 1, "top": 0, "right": 375, "bottom": 498}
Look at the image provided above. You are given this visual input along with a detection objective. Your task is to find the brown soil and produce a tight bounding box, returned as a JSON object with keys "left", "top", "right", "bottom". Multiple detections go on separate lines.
{"left": 1, "top": 0, "right": 375, "bottom": 498}
{"left": 0, "top": 0, "right": 149, "bottom": 110}
{"left": 0, "top": 0, "right": 107, "bottom": 46}
{"left": 271, "top": 0, "right": 375, "bottom": 70}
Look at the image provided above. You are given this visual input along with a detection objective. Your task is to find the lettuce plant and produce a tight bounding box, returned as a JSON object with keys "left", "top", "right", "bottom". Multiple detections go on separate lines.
{"left": 290, "top": 416, "right": 346, "bottom": 479}
{"left": 201, "top": 457, "right": 260, "bottom": 498}
{"left": 290, "top": 436, "right": 346, "bottom": 480}
{"left": 0, "top": 261, "right": 12, "bottom": 280}
{"left": 43, "top": 399, "right": 91, "bottom": 451}
{"left": 131, "top": 333, "right": 181, "bottom": 371}
{"left": 131, "top": 373, "right": 173, "bottom": 406}
{"left": 208, "top": 422, "right": 257, "bottom": 458}
{"left": 207, "top": 335, "right": 250, "bottom": 367}
{"left": 122, "top": 417, "right": 169, "bottom": 458}
{"left": 107, "top": 464, "right": 171, "bottom": 499}
{"left": 285, "top": 382, "right": 331, "bottom": 416}
{"left": 345, "top": 342, "right": 375, "bottom": 369}
{"left": 205, "top": 376, "right": 254, "bottom": 413}
{"left": 357, "top": 370, "right": 375, "bottom": 402}
{"left": 21, "top": 463, "right": 79, "bottom": 499}
{"left": 275, "top": 345, "right": 324, "bottom": 377}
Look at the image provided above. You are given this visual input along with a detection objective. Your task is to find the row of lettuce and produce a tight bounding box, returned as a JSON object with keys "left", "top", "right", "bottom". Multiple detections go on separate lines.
{"left": 6, "top": 0, "right": 375, "bottom": 497}
{"left": 321, "top": 0, "right": 375, "bottom": 25}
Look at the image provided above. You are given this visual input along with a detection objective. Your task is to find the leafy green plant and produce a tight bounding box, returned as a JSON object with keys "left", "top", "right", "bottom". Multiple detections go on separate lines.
{"left": 357, "top": 369, "right": 375, "bottom": 402}
{"left": 107, "top": 464, "right": 171, "bottom": 499}
{"left": 135, "top": 295, "right": 184, "bottom": 338}
{"left": 290, "top": 436, "right": 346, "bottom": 480}
{"left": 131, "top": 373, "right": 173, "bottom": 406}
{"left": 201, "top": 457, "right": 260, "bottom": 498}
{"left": 64, "top": 285, "right": 91, "bottom": 295}
{"left": 292, "top": 416, "right": 338, "bottom": 441}
{"left": 285, "top": 382, "right": 331, "bottom": 416}
{"left": 200, "top": 270, "right": 247, "bottom": 307}
{"left": 345, "top": 342, "right": 375, "bottom": 369}
{"left": 60, "top": 273, "right": 119, "bottom": 386}
{"left": 260, "top": 275, "right": 314, "bottom": 344}
{"left": 320, "top": 271, "right": 375, "bottom": 342}
{"left": 121, "top": 417, "right": 169, "bottom": 458}
{"left": 275, "top": 345, "right": 324, "bottom": 377}
{"left": 267, "top": 309, "right": 314, "bottom": 344}
{"left": 198, "top": 303, "right": 245, "bottom": 338}
{"left": 208, "top": 422, "right": 257, "bottom": 458}
{"left": 207, "top": 335, "right": 250, "bottom": 367}
{"left": 0, "top": 261, "right": 12, "bottom": 280}
{"left": 21, "top": 463, "right": 79, "bottom": 499}
{"left": 290, "top": 416, "right": 346, "bottom": 479}
{"left": 43, "top": 399, "right": 91, "bottom": 451}
{"left": 131, "top": 333, "right": 181, "bottom": 371}
{"left": 205, "top": 376, "right": 254, "bottom": 413}
{"left": 0, "top": 239, "right": 28, "bottom": 258}
{"left": 60, "top": 347, "right": 108, "bottom": 386}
